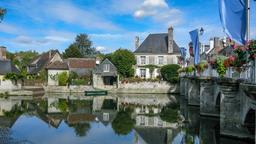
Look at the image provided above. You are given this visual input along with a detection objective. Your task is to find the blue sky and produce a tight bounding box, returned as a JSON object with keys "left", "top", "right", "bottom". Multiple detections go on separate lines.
{"left": 0, "top": 0, "right": 256, "bottom": 53}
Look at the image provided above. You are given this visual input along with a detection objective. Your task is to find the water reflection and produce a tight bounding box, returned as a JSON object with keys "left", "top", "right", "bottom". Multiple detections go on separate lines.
{"left": 0, "top": 94, "right": 254, "bottom": 144}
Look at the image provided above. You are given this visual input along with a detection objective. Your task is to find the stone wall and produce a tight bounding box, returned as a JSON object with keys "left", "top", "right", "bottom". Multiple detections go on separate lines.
{"left": 44, "top": 85, "right": 94, "bottom": 93}
{"left": 112, "top": 81, "right": 179, "bottom": 94}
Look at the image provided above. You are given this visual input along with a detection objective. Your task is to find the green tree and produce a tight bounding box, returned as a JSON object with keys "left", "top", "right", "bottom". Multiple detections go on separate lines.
{"left": 110, "top": 49, "right": 136, "bottom": 78}
{"left": 74, "top": 34, "right": 99, "bottom": 57}
{"left": 58, "top": 72, "right": 69, "bottom": 86}
{"left": 160, "top": 64, "right": 181, "bottom": 83}
{"left": 0, "top": 8, "right": 6, "bottom": 22}
{"left": 4, "top": 73, "right": 19, "bottom": 85}
{"left": 69, "top": 123, "right": 91, "bottom": 137}
{"left": 63, "top": 44, "right": 82, "bottom": 58}
{"left": 112, "top": 110, "right": 135, "bottom": 135}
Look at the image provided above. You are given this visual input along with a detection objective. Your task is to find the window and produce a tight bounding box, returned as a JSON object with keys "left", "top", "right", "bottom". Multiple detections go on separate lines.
{"left": 103, "top": 113, "right": 109, "bottom": 121}
{"left": 140, "top": 69, "right": 146, "bottom": 78}
{"left": 140, "top": 56, "right": 146, "bottom": 65}
{"left": 103, "top": 64, "right": 110, "bottom": 72}
{"left": 158, "top": 56, "right": 164, "bottom": 65}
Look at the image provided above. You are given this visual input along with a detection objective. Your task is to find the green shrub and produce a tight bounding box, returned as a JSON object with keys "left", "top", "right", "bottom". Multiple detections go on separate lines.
{"left": 160, "top": 64, "right": 181, "bottom": 83}
{"left": 160, "top": 103, "right": 179, "bottom": 123}
{"left": 72, "top": 79, "right": 87, "bottom": 85}
{"left": 58, "top": 72, "right": 69, "bottom": 86}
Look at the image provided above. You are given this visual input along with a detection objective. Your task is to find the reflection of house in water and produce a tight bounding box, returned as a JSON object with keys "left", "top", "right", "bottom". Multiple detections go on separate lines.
{"left": 66, "top": 100, "right": 95, "bottom": 125}
{"left": 93, "top": 97, "right": 117, "bottom": 126}
{"left": 118, "top": 94, "right": 178, "bottom": 128}
{"left": 134, "top": 128, "right": 176, "bottom": 144}
{"left": 135, "top": 115, "right": 177, "bottom": 128}
{"left": 118, "top": 94, "right": 171, "bottom": 113}
{"left": 0, "top": 99, "right": 21, "bottom": 116}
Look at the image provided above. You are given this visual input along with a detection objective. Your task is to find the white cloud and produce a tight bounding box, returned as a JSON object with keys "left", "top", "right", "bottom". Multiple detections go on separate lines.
{"left": 0, "top": 23, "right": 25, "bottom": 34}
{"left": 96, "top": 46, "right": 106, "bottom": 51}
{"left": 4, "top": 0, "right": 121, "bottom": 32}
{"left": 133, "top": 0, "right": 183, "bottom": 26}
{"left": 142, "top": 0, "right": 168, "bottom": 8}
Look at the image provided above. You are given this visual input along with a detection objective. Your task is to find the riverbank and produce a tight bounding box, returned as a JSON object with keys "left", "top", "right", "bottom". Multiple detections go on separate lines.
{"left": 44, "top": 81, "right": 179, "bottom": 94}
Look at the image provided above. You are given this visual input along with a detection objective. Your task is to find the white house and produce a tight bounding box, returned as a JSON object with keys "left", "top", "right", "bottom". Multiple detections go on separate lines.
{"left": 134, "top": 27, "right": 180, "bottom": 79}
{"left": 46, "top": 61, "right": 69, "bottom": 86}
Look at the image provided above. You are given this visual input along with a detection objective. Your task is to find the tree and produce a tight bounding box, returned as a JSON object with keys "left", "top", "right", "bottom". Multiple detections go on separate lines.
{"left": 110, "top": 49, "right": 136, "bottom": 78}
{"left": 112, "top": 110, "right": 135, "bottom": 135}
{"left": 63, "top": 44, "right": 82, "bottom": 58}
{"left": 58, "top": 72, "right": 69, "bottom": 86}
{"left": 0, "top": 8, "right": 6, "bottom": 22}
{"left": 74, "top": 34, "right": 99, "bottom": 57}
{"left": 160, "top": 64, "right": 181, "bottom": 83}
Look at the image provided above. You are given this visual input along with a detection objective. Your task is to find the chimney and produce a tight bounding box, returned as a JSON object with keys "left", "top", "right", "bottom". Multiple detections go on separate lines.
{"left": 135, "top": 36, "right": 140, "bottom": 49}
{"left": 0, "top": 46, "right": 7, "bottom": 60}
{"left": 168, "top": 26, "right": 174, "bottom": 53}
{"left": 49, "top": 50, "right": 52, "bottom": 59}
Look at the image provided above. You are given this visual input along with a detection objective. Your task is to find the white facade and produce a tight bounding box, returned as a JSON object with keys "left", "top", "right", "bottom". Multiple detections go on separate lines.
{"left": 0, "top": 75, "right": 19, "bottom": 90}
{"left": 134, "top": 54, "right": 179, "bottom": 79}
{"left": 47, "top": 69, "right": 69, "bottom": 86}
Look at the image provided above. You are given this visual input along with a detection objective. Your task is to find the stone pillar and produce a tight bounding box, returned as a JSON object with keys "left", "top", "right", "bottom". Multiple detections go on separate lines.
{"left": 200, "top": 117, "right": 220, "bottom": 144}
{"left": 200, "top": 77, "right": 220, "bottom": 117}
{"left": 217, "top": 78, "right": 247, "bottom": 138}
{"left": 188, "top": 77, "right": 200, "bottom": 106}
{"left": 184, "top": 77, "right": 189, "bottom": 100}
{"left": 180, "top": 77, "right": 185, "bottom": 96}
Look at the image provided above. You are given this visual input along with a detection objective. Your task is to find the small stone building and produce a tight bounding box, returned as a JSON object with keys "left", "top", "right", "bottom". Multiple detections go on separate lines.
{"left": 93, "top": 59, "right": 119, "bottom": 89}
{"left": 65, "top": 58, "right": 96, "bottom": 77}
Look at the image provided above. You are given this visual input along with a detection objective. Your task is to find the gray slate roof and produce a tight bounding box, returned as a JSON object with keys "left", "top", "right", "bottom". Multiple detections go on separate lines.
{"left": 28, "top": 50, "right": 59, "bottom": 74}
{"left": 134, "top": 33, "right": 179, "bottom": 54}
{"left": 135, "top": 127, "right": 168, "bottom": 144}
{"left": 0, "top": 60, "right": 19, "bottom": 75}
{"left": 93, "top": 59, "right": 118, "bottom": 76}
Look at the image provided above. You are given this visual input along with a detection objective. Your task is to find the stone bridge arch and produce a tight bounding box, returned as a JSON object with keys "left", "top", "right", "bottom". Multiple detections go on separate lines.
{"left": 241, "top": 95, "right": 256, "bottom": 126}
{"left": 200, "top": 79, "right": 221, "bottom": 117}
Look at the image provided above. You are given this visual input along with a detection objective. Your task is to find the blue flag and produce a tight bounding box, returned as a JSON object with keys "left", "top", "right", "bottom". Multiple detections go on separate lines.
{"left": 189, "top": 29, "right": 200, "bottom": 65}
{"left": 179, "top": 47, "right": 187, "bottom": 60}
{"left": 219, "top": 0, "right": 246, "bottom": 45}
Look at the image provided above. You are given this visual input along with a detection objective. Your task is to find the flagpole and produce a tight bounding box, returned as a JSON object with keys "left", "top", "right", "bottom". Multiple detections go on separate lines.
{"left": 246, "top": 0, "right": 250, "bottom": 41}
{"left": 246, "top": 0, "right": 255, "bottom": 83}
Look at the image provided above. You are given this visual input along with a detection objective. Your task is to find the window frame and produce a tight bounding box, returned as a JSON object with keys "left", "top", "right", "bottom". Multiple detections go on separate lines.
{"left": 103, "top": 64, "right": 110, "bottom": 72}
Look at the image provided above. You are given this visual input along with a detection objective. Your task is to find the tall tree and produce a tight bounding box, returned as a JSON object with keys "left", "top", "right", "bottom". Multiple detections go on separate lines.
{"left": 0, "top": 8, "right": 6, "bottom": 22}
{"left": 74, "top": 34, "right": 98, "bottom": 57}
{"left": 110, "top": 49, "right": 136, "bottom": 78}
{"left": 63, "top": 44, "right": 82, "bottom": 58}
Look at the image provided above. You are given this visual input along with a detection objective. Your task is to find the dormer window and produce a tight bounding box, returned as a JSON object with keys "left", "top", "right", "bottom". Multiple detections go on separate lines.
{"left": 103, "top": 64, "right": 110, "bottom": 72}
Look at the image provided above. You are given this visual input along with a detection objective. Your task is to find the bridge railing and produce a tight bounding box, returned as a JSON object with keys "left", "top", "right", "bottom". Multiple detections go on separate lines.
{"left": 179, "top": 63, "right": 254, "bottom": 83}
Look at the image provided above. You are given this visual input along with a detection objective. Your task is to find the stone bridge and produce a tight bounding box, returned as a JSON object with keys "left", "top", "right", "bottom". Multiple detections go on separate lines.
{"left": 180, "top": 76, "right": 256, "bottom": 139}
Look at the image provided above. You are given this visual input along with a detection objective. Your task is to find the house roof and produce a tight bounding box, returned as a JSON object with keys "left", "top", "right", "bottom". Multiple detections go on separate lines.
{"left": 219, "top": 46, "right": 234, "bottom": 56}
{"left": 134, "top": 33, "right": 179, "bottom": 54}
{"left": 93, "top": 58, "right": 118, "bottom": 76}
{"left": 0, "top": 60, "right": 19, "bottom": 75}
{"left": 135, "top": 127, "right": 168, "bottom": 144}
{"left": 46, "top": 61, "right": 69, "bottom": 70}
{"left": 66, "top": 58, "right": 96, "bottom": 69}
{"left": 28, "top": 50, "right": 60, "bottom": 74}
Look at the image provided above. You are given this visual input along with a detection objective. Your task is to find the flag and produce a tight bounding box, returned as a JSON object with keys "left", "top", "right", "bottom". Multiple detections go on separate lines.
{"left": 219, "top": 0, "right": 246, "bottom": 45}
{"left": 179, "top": 47, "right": 187, "bottom": 60}
{"left": 189, "top": 29, "right": 200, "bottom": 65}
